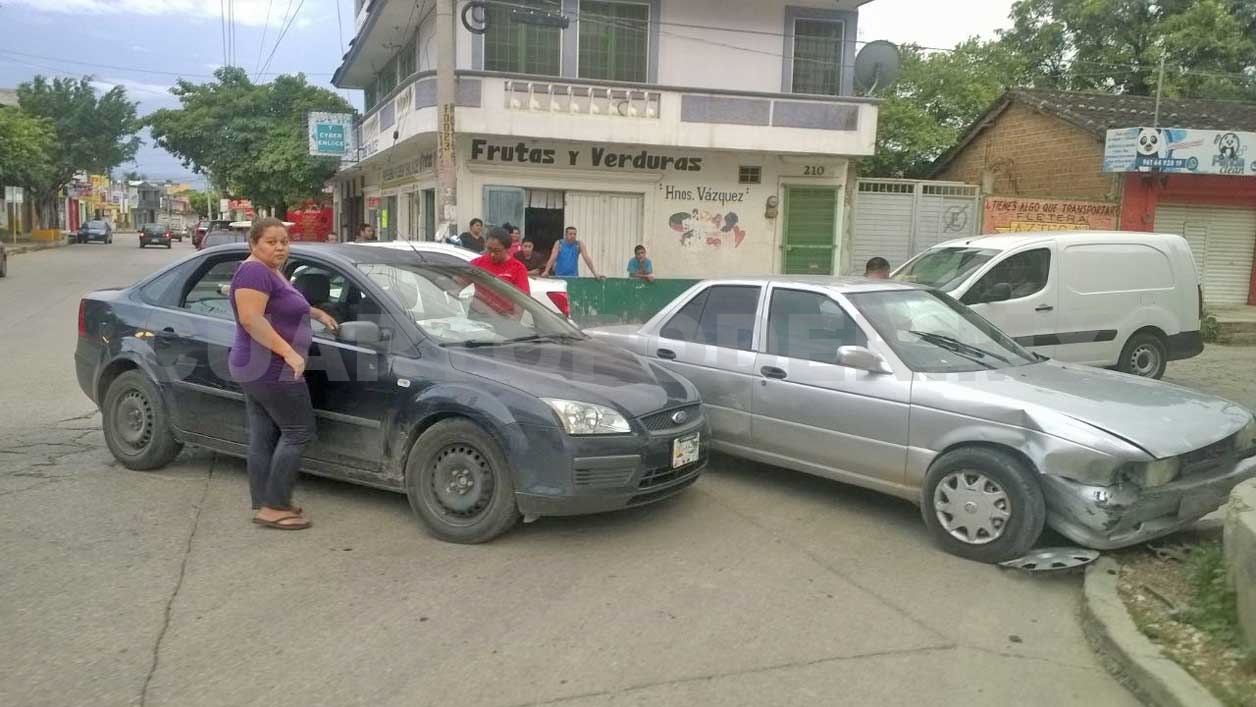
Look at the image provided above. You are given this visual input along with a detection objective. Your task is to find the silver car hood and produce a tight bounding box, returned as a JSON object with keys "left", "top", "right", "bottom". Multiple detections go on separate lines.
{"left": 920, "top": 362, "right": 1251, "bottom": 459}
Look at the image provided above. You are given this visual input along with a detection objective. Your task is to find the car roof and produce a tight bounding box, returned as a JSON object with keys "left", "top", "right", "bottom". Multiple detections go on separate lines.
{"left": 929, "top": 230, "right": 1179, "bottom": 251}
{"left": 360, "top": 240, "right": 476, "bottom": 261}
{"left": 695, "top": 275, "right": 927, "bottom": 294}
{"left": 200, "top": 242, "right": 472, "bottom": 266}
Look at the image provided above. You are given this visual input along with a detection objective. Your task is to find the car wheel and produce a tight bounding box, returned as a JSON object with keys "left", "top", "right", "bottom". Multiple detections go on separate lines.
{"left": 0, "top": 257, "right": 6, "bottom": 277}
{"left": 921, "top": 447, "right": 1045, "bottom": 564}
{"left": 101, "top": 370, "right": 182, "bottom": 470}
{"left": 1118, "top": 331, "right": 1167, "bottom": 379}
{"left": 405, "top": 419, "right": 520, "bottom": 544}
{"left": 139, "top": 242, "right": 145, "bottom": 248}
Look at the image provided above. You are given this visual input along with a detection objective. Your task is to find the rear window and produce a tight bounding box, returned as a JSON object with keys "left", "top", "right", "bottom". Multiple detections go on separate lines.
{"left": 1064, "top": 243, "right": 1175, "bottom": 293}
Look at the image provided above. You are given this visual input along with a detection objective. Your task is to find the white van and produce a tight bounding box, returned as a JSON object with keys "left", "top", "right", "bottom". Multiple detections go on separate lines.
{"left": 893, "top": 231, "right": 1203, "bottom": 379}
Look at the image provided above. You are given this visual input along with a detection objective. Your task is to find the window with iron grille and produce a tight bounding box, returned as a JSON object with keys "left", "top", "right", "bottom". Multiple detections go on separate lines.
{"left": 739, "top": 166, "right": 762, "bottom": 184}
{"left": 364, "top": 82, "right": 378, "bottom": 111}
{"left": 791, "top": 19, "right": 844, "bottom": 95}
{"left": 484, "top": 0, "right": 562, "bottom": 76}
{"left": 399, "top": 38, "right": 416, "bottom": 79}
{"left": 378, "top": 54, "right": 399, "bottom": 97}
{"left": 578, "top": 1, "right": 649, "bottom": 83}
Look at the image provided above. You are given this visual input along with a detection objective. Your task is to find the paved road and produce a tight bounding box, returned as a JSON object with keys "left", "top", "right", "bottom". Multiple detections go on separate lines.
{"left": 0, "top": 242, "right": 1151, "bottom": 706}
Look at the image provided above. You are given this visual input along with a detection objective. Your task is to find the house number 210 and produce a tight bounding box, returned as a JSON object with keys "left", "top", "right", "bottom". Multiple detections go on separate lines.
{"left": 803, "top": 165, "right": 826, "bottom": 176}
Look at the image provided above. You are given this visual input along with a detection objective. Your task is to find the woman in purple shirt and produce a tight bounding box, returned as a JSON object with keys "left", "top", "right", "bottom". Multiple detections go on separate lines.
{"left": 230, "top": 217, "right": 338, "bottom": 530}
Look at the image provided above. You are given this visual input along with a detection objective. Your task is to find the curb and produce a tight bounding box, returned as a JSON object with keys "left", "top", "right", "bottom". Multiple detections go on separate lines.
{"left": 5, "top": 239, "right": 70, "bottom": 256}
{"left": 1081, "top": 557, "right": 1221, "bottom": 707}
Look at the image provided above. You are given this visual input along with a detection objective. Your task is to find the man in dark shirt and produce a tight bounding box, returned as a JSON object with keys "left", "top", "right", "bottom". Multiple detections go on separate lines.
{"left": 514, "top": 239, "right": 547, "bottom": 276}
{"left": 458, "top": 218, "right": 485, "bottom": 253}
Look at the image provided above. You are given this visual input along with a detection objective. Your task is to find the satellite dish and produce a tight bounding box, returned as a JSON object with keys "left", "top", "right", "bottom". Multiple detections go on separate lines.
{"left": 853, "top": 40, "right": 901, "bottom": 95}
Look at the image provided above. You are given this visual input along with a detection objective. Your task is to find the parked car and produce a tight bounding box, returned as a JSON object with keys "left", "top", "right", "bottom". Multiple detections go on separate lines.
{"left": 587, "top": 277, "right": 1256, "bottom": 563}
{"left": 76, "top": 220, "right": 113, "bottom": 244}
{"left": 366, "top": 240, "right": 571, "bottom": 317}
{"left": 0, "top": 242, "right": 7, "bottom": 278}
{"left": 201, "top": 230, "right": 248, "bottom": 248}
{"left": 138, "top": 223, "right": 173, "bottom": 249}
{"left": 893, "top": 231, "right": 1203, "bottom": 379}
{"left": 76, "top": 244, "right": 707, "bottom": 543}
{"left": 194, "top": 219, "right": 232, "bottom": 250}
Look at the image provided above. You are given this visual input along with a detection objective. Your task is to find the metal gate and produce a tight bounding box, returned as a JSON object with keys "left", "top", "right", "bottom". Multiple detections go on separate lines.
{"left": 565, "top": 191, "right": 644, "bottom": 276}
{"left": 1155, "top": 204, "right": 1256, "bottom": 305}
{"left": 852, "top": 179, "right": 979, "bottom": 273}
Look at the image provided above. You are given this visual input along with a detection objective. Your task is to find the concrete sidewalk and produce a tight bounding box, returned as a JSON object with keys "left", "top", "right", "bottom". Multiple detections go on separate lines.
{"left": 4, "top": 238, "right": 70, "bottom": 256}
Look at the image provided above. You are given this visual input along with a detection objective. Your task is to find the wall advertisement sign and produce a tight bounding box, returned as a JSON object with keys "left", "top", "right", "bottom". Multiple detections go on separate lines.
{"left": 982, "top": 197, "right": 1120, "bottom": 233}
{"left": 1104, "top": 127, "right": 1256, "bottom": 176}
{"left": 308, "top": 112, "right": 357, "bottom": 159}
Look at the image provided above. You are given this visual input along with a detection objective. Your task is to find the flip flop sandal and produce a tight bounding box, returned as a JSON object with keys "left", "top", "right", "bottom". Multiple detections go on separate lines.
{"left": 252, "top": 514, "right": 311, "bottom": 530}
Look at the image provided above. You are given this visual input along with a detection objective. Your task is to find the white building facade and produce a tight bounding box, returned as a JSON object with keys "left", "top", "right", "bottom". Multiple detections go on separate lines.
{"left": 332, "top": 0, "right": 879, "bottom": 277}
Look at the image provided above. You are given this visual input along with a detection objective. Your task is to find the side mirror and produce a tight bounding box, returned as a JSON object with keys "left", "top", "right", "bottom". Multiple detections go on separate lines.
{"left": 836, "top": 346, "right": 893, "bottom": 374}
{"left": 983, "top": 282, "right": 1013, "bottom": 304}
{"left": 337, "top": 320, "right": 383, "bottom": 347}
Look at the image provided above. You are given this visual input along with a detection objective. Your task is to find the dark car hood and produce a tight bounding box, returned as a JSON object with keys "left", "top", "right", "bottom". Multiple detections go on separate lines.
{"left": 447, "top": 338, "right": 697, "bottom": 417}
{"left": 928, "top": 362, "right": 1252, "bottom": 458}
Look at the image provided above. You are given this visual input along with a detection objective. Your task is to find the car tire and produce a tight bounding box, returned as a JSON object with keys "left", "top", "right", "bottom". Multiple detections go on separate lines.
{"left": 1118, "top": 331, "right": 1167, "bottom": 379}
{"left": 920, "top": 446, "right": 1045, "bottom": 564}
{"left": 139, "top": 242, "right": 145, "bottom": 248}
{"left": 0, "top": 257, "right": 6, "bottom": 277}
{"left": 405, "top": 418, "right": 521, "bottom": 544}
{"left": 101, "top": 370, "right": 182, "bottom": 470}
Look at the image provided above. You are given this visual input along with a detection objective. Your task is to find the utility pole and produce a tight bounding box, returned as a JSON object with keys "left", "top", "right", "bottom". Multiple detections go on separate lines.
{"left": 1152, "top": 56, "right": 1166, "bottom": 127}
{"left": 435, "top": 0, "right": 458, "bottom": 242}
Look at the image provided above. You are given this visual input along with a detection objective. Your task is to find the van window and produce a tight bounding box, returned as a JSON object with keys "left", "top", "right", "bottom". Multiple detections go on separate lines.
{"left": 895, "top": 247, "right": 998, "bottom": 291}
{"left": 963, "top": 248, "right": 1051, "bottom": 304}
{"left": 1064, "top": 243, "right": 1174, "bottom": 293}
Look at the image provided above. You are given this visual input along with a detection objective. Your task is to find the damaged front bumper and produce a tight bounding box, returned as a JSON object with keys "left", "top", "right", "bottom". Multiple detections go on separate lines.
{"left": 1041, "top": 454, "right": 1256, "bottom": 550}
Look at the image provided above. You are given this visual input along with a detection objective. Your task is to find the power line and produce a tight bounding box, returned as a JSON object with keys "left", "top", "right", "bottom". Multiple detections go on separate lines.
{"left": 256, "top": 0, "right": 276, "bottom": 75}
{"left": 258, "top": 0, "right": 307, "bottom": 79}
{"left": 220, "top": 0, "right": 229, "bottom": 67}
{"left": 0, "top": 49, "right": 333, "bottom": 79}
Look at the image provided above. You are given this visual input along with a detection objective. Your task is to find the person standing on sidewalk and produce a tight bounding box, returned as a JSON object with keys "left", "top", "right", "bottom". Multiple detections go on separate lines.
{"left": 544, "top": 226, "right": 604, "bottom": 279}
{"left": 230, "top": 217, "right": 339, "bottom": 530}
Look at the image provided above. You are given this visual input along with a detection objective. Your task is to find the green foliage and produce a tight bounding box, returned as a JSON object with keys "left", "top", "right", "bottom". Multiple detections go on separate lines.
{"left": 16, "top": 76, "right": 142, "bottom": 194}
{"left": 1201, "top": 311, "right": 1222, "bottom": 343}
{"left": 1181, "top": 542, "right": 1240, "bottom": 647}
{"left": 147, "top": 67, "right": 352, "bottom": 214}
{"left": 186, "top": 190, "right": 210, "bottom": 217}
{"left": 0, "top": 107, "right": 56, "bottom": 187}
{"left": 865, "top": 0, "right": 1256, "bottom": 177}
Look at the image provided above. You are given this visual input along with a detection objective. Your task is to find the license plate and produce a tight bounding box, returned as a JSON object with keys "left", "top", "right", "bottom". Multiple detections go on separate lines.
{"left": 672, "top": 432, "right": 700, "bottom": 468}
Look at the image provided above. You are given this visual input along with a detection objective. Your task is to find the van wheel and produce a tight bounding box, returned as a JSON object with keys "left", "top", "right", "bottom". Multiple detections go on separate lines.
{"left": 405, "top": 419, "right": 520, "bottom": 544}
{"left": 921, "top": 447, "right": 1045, "bottom": 564}
{"left": 102, "top": 370, "right": 182, "bottom": 470}
{"left": 1118, "top": 331, "right": 1167, "bottom": 379}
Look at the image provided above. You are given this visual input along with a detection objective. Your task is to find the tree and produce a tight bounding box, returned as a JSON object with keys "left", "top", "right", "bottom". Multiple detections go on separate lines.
{"left": 16, "top": 76, "right": 142, "bottom": 227}
{"left": 147, "top": 67, "right": 352, "bottom": 215}
{"left": 0, "top": 107, "right": 56, "bottom": 189}
{"left": 186, "top": 189, "right": 210, "bottom": 217}
{"left": 864, "top": 40, "right": 1027, "bottom": 178}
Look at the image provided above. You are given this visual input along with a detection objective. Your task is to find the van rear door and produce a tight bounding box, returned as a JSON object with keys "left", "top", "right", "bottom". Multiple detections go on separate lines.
{"left": 961, "top": 244, "right": 1060, "bottom": 359}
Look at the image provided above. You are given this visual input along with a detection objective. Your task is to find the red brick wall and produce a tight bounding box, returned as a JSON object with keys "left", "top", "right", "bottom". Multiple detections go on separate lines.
{"left": 935, "top": 102, "right": 1121, "bottom": 202}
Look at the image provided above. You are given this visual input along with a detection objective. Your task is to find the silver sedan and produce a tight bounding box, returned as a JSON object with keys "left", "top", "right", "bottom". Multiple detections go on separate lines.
{"left": 588, "top": 277, "right": 1256, "bottom": 563}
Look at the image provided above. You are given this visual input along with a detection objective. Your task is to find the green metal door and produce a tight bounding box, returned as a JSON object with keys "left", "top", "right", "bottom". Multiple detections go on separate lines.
{"left": 782, "top": 186, "right": 837, "bottom": 275}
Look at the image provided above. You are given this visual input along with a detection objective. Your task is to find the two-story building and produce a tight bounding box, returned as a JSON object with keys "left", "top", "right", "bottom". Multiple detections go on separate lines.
{"left": 331, "top": 0, "right": 879, "bottom": 277}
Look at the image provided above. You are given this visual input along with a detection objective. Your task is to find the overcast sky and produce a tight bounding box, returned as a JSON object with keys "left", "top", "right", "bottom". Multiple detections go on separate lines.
{"left": 0, "top": 0, "right": 1018, "bottom": 183}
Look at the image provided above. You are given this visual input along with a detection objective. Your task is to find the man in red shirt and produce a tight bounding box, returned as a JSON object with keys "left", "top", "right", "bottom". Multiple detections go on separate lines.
{"left": 471, "top": 228, "right": 531, "bottom": 295}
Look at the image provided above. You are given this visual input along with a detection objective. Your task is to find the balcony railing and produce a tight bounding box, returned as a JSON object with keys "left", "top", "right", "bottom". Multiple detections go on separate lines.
{"left": 503, "top": 80, "right": 661, "bottom": 119}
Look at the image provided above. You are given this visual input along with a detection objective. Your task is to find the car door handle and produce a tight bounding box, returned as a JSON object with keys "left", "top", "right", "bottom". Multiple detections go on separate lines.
{"left": 153, "top": 327, "right": 177, "bottom": 348}
{"left": 657, "top": 348, "right": 676, "bottom": 360}
{"left": 760, "top": 366, "right": 788, "bottom": 380}
{"left": 1034, "top": 304, "right": 1054, "bottom": 312}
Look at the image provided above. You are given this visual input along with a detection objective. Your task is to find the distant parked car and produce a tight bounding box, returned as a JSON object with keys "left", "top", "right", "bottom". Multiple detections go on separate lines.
{"left": 139, "top": 223, "right": 173, "bottom": 249}
{"left": 201, "top": 230, "right": 248, "bottom": 248}
{"left": 76, "top": 220, "right": 113, "bottom": 244}
{"left": 194, "top": 219, "right": 231, "bottom": 250}
{"left": 588, "top": 277, "right": 1256, "bottom": 563}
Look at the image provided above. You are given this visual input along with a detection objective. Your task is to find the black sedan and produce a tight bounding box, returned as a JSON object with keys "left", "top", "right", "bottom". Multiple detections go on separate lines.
{"left": 139, "top": 223, "right": 173, "bottom": 248}
{"left": 77, "top": 220, "right": 113, "bottom": 244}
{"left": 75, "top": 244, "right": 708, "bottom": 542}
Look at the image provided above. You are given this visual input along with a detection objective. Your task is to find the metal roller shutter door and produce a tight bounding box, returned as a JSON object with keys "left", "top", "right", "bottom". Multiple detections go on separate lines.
{"left": 853, "top": 182, "right": 915, "bottom": 270}
{"left": 1154, "top": 204, "right": 1256, "bottom": 305}
{"left": 564, "top": 192, "right": 644, "bottom": 276}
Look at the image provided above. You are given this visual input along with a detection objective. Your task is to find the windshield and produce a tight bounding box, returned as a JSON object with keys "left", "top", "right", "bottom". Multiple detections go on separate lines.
{"left": 355, "top": 262, "right": 583, "bottom": 346}
{"left": 894, "top": 247, "right": 998, "bottom": 291}
{"left": 847, "top": 290, "right": 1038, "bottom": 373}
{"left": 85, "top": 221, "right": 108, "bottom": 231}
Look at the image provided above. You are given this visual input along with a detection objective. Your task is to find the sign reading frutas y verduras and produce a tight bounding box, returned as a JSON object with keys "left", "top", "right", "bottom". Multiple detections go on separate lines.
{"left": 982, "top": 197, "right": 1119, "bottom": 234}
{"left": 1104, "top": 127, "right": 1256, "bottom": 176}
{"left": 308, "top": 112, "right": 356, "bottom": 158}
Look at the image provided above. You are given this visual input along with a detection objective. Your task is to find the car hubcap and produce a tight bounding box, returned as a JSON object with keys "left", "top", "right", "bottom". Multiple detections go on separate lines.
{"left": 1129, "top": 345, "right": 1160, "bottom": 377}
{"left": 429, "top": 444, "right": 493, "bottom": 520}
{"left": 934, "top": 470, "right": 1011, "bottom": 545}
{"left": 114, "top": 390, "right": 153, "bottom": 451}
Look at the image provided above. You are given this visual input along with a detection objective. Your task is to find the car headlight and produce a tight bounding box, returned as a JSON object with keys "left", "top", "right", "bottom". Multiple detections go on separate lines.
{"left": 1238, "top": 417, "right": 1256, "bottom": 452}
{"left": 1136, "top": 458, "right": 1182, "bottom": 487}
{"left": 543, "top": 399, "right": 631, "bottom": 435}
